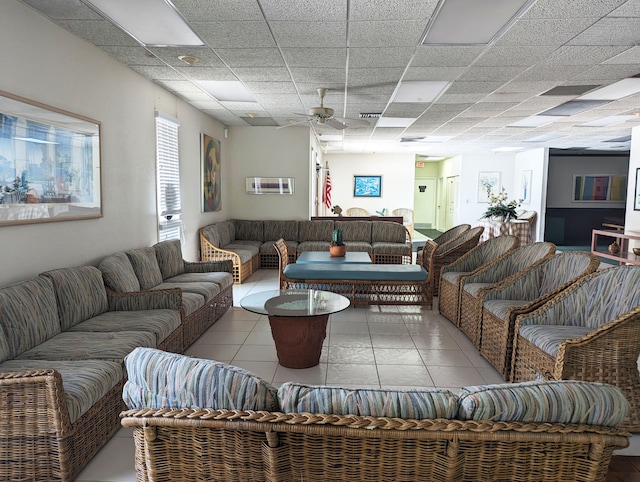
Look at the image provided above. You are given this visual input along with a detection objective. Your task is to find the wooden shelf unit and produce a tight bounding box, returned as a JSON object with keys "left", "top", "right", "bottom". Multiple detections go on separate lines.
{"left": 591, "top": 229, "right": 640, "bottom": 266}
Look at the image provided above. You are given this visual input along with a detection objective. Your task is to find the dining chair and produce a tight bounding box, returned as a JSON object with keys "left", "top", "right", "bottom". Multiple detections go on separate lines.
{"left": 345, "top": 207, "right": 369, "bottom": 216}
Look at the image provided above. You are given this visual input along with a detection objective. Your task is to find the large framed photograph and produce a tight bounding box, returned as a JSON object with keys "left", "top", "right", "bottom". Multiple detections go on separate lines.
{"left": 201, "top": 133, "right": 221, "bottom": 212}
{"left": 478, "top": 171, "right": 501, "bottom": 203}
{"left": 245, "top": 177, "right": 294, "bottom": 194}
{"left": 0, "top": 90, "right": 101, "bottom": 226}
{"left": 634, "top": 168, "right": 640, "bottom": 211}
{"left": 573, "top": 174, "right": 626, "bottom": 202}
{"left": 353, "top": 175, "right": 381, "bottom": 197}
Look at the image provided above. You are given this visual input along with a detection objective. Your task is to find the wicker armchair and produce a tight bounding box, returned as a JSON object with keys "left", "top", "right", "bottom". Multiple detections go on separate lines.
{"left": 479, "top": 251, "right": 600, "bottom": 381}
{"left": 456, "top": 242, "right": 556, "bottom": 347}
{"left": 418, "top": 226, "right": 484, "bottom": 297}
{"left": 416, "top": 223, "right": 471, "bottom": 260}
{"left": 392, "top": 208, "right": 414, "bottom": 238}
{"left": 346, "top": 207, "right": 369, "bottom": 216}
{"left": 438, "top": 235, "right": 519, "bottom": 324}
{"left": 274, "top": 238, "right": 290, "bottom": 289}
{"left": 511, "top": 265, "right": 640, "bottom": 431}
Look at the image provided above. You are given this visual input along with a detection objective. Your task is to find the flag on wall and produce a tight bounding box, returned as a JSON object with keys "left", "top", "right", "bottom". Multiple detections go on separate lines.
{"left": 323, "top": 169, "right": 332, "bottom": 209}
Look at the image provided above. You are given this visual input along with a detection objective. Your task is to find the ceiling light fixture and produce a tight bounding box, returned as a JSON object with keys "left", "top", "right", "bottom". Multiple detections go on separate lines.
{"left": 376, "top": 117, "right": 417, "bottom": 127}
{"left": 196, "top": 81, "right": 257, "bottom": 102}
{"left": 578, "top": 115, "right": 637, "bottom": 127}
{"left": 391, "top": 81, "right": 451, "bottom": 103}
{"left": 578, "top": 78, "right": 640, "bottom": 101}
{"left": 84, "top": 0, "right": 204, "bottom": 46}
{"left": 421, "top": 0, "right": 535, "bottom": 45}
{"left": 508, "top": 115, "right": 557, "bottom": 127}
{"left": 178, "top": 55, "right": 200, "bottom": 65}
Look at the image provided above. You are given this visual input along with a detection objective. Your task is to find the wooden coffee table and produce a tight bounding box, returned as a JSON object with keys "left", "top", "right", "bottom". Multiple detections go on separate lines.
{"left": 240, "top": 289, "right": 350, "bottom": 368}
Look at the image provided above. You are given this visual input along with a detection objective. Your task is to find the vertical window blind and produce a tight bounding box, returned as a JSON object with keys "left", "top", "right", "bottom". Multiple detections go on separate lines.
{"left": 155, "top": 112, "right": 182, "bottom": 242}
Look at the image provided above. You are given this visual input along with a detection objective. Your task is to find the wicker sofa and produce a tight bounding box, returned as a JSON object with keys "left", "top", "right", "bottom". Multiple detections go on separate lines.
{"left": 0, "top": 241, "right": 234, "bottom": 481}
{"left": 200, "top": 218, "right": 411, "bottom": 283}
{"left": 121, "top": 348, "right": 631, "bottom": 482}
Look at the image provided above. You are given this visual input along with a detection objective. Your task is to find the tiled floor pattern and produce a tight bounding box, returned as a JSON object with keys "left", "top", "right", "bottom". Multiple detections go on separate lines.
{"left": 77, "top": 268, "right": 635, "bottom": 481}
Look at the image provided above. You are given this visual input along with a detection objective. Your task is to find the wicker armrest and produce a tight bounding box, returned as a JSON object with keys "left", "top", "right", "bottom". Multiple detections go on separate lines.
{"left": 107, "top": 288, "right": 181, "bottom": 312}
{"left": 185, "top": 259, "right": 233, "bottom": 273}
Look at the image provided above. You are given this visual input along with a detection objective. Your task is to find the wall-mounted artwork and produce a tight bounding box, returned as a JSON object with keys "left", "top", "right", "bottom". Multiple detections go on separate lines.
{"left": 245, "top": 177, "right": 294, "bottom": 194}
{"left": 521, "top": 170, "right": 532, "bottom": 204}
{"left": 477, "top": 171, "right": 501, "bottom": 203}
{"left": 635, "top": 168, "right": 640, "bottom": 211}
{"left": 0, "top": 90, "right": 101, "bottom": 226}
{"left": 201, "top": 133, "right": 221, "bottom": 212}
{"left": 573, "top": 174, "right": 627, "bottom": 202}
{"left": 353, "top": 175, "right": 381, "bottom": 197}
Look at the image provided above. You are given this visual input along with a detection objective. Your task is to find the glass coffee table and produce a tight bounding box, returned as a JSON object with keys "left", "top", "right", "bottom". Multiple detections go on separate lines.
{"left": 241, "top": 289, "right": 350, "bottom": 368}
{"left": 296, "top": 251, "right": 372, "bottom": 264}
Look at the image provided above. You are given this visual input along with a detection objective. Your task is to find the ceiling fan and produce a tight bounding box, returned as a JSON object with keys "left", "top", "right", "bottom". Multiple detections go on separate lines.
{"left": 284, "top": 88, "right": 370, "bottom": 130}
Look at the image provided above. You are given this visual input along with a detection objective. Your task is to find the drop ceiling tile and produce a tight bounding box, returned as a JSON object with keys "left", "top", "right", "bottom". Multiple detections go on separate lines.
{"left": 269, "top": 22, "right": 346, "bottom": 48}
{"left": 147, "top": 47, "right": 225, "bottom": 67}
{"left": 446, "top": 81, "right": 505, "bottom": 95}
{"left": 524, "top": 0, "right": 626, "bottom": 19}
{"left": 412, "top": 46, "right": 485, "bottom": 67}
{"left": 233, "top": 67, "right": 292, "bottom": 82}
{"left": 348, "top": 68, "right": 404, "bottom": 86}
{"left": 260, "top": 0, "right": 346, "bottom": 20}
{"left": 348, "top": 47, "right": 414, "bottom": 68}
{"left": 172, "top": 0, "right": 264, "bottom": 20}
{"left": 281, "top": 48, "right": 347, "bottom": 68}
{"left": 383, "top": 104, "right": 428, "bottom": 117}
{"left": 54, "top": 19, "right": 139, "bottom": 46}
{"left": 19, "top": 0, "right": 102, "bottom": 19}
{"left": 244, "top": 82, "right": 299, "bottom": 94}
{"left": 156, "top": 80, "right": 204, "bottom": 92}
{"left": 542, "top": 46, "right": 630, "bottom": 66}
{"left": 573, "top": 64, "right": 640, "bottom": 81}
{"left": 100, "top": 46, "right": 165, "bottom": 66}
{"left": 175, "top": 66, "right": 239, "bottom": 81}
{"left": 214, "top": 48, "right": 285, "bottom": 67}
{"left": 191, "top": 21, "right": 276, "bottom": 48}
{"left": 344, "top": 94, "right": 390, "bottom": 105}
{"left": 437, "top": 93, "right": 486, "bottom": 104}
{"left": 177, "top": 91, "right": 219, "bottom": 102}
{"left": 289, "top": 67, "right": 346, "bottom": 84}
{"left": 496, "top": 81, "right": 561, "bottom": 94}
{"left": 457, "top": 66, "right": 529, "bottom": 82}
{"left": 403, "top": 67, "right": 465, "bottom": 81}
{"left": 609, "top": 1, "right": 640, "bottom": 16}
{"left": 129, "top": 65, "right": 185, "bottom": 80}
{"left": 569, "top": 18, "right": 640, "bottom": 45}
{"left": 348, "top": 21, "right": 426, "bottom": 47}
{"left": 495, "top": 18, "right": 598, "bottom": 46}
{"left": 603, "top": 46, "right": 640, "bottom": 64}
{"left": 513, "top": 64, "right": 592, "bottom": 81}
{"left": 474, "top": 46, "right": 557, "bottom": 66}
{"left": 349, "top": 0, "right": 437, "bottom": 20}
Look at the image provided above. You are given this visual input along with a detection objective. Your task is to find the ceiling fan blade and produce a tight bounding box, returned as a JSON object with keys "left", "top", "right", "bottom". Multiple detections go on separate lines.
{"left": 326, "top": 118, "right": 348, "bottom": 130}
{"left": 277, "top": 119, "right": 310, "bottom": 129}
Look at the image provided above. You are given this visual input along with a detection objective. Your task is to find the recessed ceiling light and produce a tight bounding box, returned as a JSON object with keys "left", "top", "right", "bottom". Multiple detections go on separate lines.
{"left": 524, "top": 134, "right": 564, "bottom": 142}
{"left": 196, "top": 81, "right": 257, "bottom": 102}
{"left": 578, "top": 115, "right": 636, "bottom": 127}
{"left": 508, "top": 115, "right": 557, "bottom": 127}
{"left": 538, "top": 100, "right": 610, "bottom": 116}
{"left": 391, "top": 81, "right": 451, "bottom": 103}
{"left": 376, "top": 117, "right": 417, "bottom": 127}
{"left": 421, "top": 0, "right": 535, "bottom": 45}
{"left": 178, "top": 55, "right": 200, "bottom": 65}
{"left": 84, "top": 0, "right": 204, "bottom": 46}
{"left": 578, "top": 78, "right": 640, "bottom": 101}
{"left": 246, "top": 113, "right": 257, "bottom": 118}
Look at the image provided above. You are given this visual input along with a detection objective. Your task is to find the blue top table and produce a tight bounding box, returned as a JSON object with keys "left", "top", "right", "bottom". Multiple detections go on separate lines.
{"left": 296, "top": 251, "right": 372, "bottom": 264}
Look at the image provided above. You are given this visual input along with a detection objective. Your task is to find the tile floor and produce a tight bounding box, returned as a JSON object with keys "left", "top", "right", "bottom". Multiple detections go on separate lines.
{"left": 76, "top": 268, "right": 636, "bottom": 481}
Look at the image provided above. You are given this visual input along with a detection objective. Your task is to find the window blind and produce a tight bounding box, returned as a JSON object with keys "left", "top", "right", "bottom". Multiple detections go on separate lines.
{"left": 155, "top": 112, "right": 182, "bottom": 241}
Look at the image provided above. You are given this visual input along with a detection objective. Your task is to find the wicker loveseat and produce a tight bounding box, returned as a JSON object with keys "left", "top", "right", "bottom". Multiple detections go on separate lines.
{"left": 121, "top": 348, "right": 630, "bottom": 482}
{"left": 200, "top": 218, "right": 411, "bottom": 284}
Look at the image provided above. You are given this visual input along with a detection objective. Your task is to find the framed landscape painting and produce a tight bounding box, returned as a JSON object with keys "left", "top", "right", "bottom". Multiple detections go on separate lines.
{"left": 354, "top": 175, "right": 381, "bottom": 197}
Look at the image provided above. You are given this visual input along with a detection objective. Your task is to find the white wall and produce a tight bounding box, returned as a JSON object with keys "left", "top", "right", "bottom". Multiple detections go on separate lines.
{"left": 626, "top": 125, "right": 640, "bottom": 249}
{"left": 225, "top": 126, "right": 313, "bottom": 220}
{"left": 324, "top": 152, "right": 415, "bottom": 216}
{"left": 0, "top": 1, "right": 225, "bottom": 286}
{"left": 514, "top": 148, "right": 548, "bottom": 241}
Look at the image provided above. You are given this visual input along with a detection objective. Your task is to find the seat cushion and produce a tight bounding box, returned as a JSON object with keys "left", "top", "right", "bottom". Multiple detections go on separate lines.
{"left": 166, "top": 272, "right": 234, "bottom": 291}
{"left": 483, "top": 299, "right": 530, "bottom": 319}
{"left": 278, "top": 382, "right": 458, "bottom": 419}
{"left": 0, "top": 359, "right": 123, "bottom": 423}
{"left": 126, "top": 247, "right": 164, "bottom": 290}
{"left": 153, "top": 281, "right": 220, "bottom": 302}
{"left": 442, "top": 271, "right": 466, "bottom": 284}
{"left": 123, "top": 348, "right": 278, "bottom": 411}
{"left": 343, "top": 241, "right": 373, "bottom": 253}
{"left": 458, "top": 380, "right": 629, "bottom": 427}
{"left": 99, "top": 253, "right": 141, "bottom": 292}
{"left": 371, "top": 242, "right": 411, "bottom": 255}
{"left": 518, "top": 324, "right": 592, "bottom": 357}
{"left": 297, "top": 241, "right": 331, "bottom": 253}
{"left": 463, "top": 282, "right": 493, "bottom": 297}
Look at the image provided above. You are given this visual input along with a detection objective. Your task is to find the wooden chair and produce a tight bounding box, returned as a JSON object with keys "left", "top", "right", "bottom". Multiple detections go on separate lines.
{"left": 438, "top": 235, "right": 519, "bottom": 324}
{"left": 456, "top": 242, "right": 556, "bottom": 347}
{"left": 346, "top": 207, "right": 369, "bottom": 216}
{"left": 517, "top": 210, "right": 537, "bottom": 242}
{"left": 511, "top": 265, "right": 640, "bottom": 431}
{"left": 416, "top": 223, "right": 471, "bottom": 260}
{"left": 418, "top": 226, "right": 484, "bottom": 297}
{"left": 478, "top": 251, "right": 600, "bottom": 380}
{"left": 391, "top": 208, "right": 414, "bottom": 239}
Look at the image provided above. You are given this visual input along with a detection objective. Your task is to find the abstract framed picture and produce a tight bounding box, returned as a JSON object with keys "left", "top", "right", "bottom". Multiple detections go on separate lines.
{"left": 521, "top": 170, "right": 532, "bottom": 204}
{"left": 477, "top": 171, "right": 501, "bottom": 203}
{"left": 634, "top": 168, "right": 640, "bottom": 211}
{"left": 353, "top": 175, "right": 381, "bottom": 197}
{"left": 0, "top": 90, "right": 102, "bottom": 226}
{"left": 201, "top": 133, "right": 221, "bottom": 212}
{"left": 245, "top": 177, "right": 294, "bottom": 194}
{"left": 572, "top": 174, "right": 626, "bottom": 202}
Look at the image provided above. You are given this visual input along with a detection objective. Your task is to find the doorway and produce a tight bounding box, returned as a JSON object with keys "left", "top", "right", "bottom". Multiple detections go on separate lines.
{"left": 444, "top": 176, "right": 459, "bottom": 230}
{"left": 413, "top": 177, "right": 437, "bottom": 229}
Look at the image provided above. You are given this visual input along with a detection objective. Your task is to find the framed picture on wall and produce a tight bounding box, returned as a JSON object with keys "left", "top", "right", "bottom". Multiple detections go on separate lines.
{"left": 635, "top": 168, "right": 640, "bottom": 211}
{"left": 201, "top": 133, "right": 221, "bottom": 212}
{"left": 521, "top": 170, "right": 532, "bottom": 204}
{"left": 477, "top": 171, "right": 501, "bottom": 203}
{"left": 353, "top": 175, "right": 381, "bottom": 197}
{"left": 572, "top": 174, "right": 627, "bottom": 202}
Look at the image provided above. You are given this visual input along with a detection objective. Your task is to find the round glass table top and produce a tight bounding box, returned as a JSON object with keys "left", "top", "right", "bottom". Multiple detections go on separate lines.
{"left": 240, "top": 289, "right": 350, "bottom": 317}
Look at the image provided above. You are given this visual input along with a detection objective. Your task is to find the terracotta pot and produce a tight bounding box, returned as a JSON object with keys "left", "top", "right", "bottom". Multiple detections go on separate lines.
{"left": 608, "top": 242, "right": 620, "bottom": 255}
{"left": 329, "top": 245, "right": 346, "bottom": 257}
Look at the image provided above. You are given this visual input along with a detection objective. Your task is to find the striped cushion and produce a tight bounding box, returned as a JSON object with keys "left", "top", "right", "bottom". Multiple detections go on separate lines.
{"left": 98, "top": 252, "right": 141, "bottom": 292}
{"left": 371, "top": 242, "right": 411, "bottom": 255}
{"left": 483, "top": 299, "right": 530, "bottom": 319}
{"left": 278, "top": 382, "right": 458, "bottom": 419}
{"left": 0, "top": 276, "right": 62, "bottom": 362}
{"left": 297, "top": 241, "right": 331, "bottom": 254}
{"left": 335, "top": 220, "right": 372, "bottom": 242}
{"left": 167, "top": 272, "right": 234, "bottom": 291}
{"left": 371, "top": 221, "right": 406, "bottom": 243}
{"left": 153, "top": 240, "right": 185, "bottom": 280}
{"left": 518, "top": 325, "right": 592, "bottom": 356}
{"left": 232, "top": 219, "right": 264, "bottom": 242}
{"left": 442, "top": 271, "right": 465, "bottom": 284}
{"left": 0, "top": 359, "right": 123, "bottom": 423}
{"left": 458, "top": 380, "right": 630, "bottom": 427}
{"left": 463, "top": 282, "right": 493, "bottom": 297}
{"left": 42, "top": 266, "right": 109, "bottom": 330}
{"left": 126, "top": 247, "right": 164, "bottom": 290}
{"left": 123, "top": 348, "right": 278, "bottom": 411}
{"left": 298, "top": 220, "right": 334, "bottom": 242}
{"left": 263, "top": 220, "right": 299, "bottom": 242}
{"left": 153, "top": 281, "right": 220, "bottom": 302}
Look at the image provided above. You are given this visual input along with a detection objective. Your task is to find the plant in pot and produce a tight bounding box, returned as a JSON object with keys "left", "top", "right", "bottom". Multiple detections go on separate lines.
{"left": 330, "top": 228, "right": 346, "bottom": 257}
{"left": 481, "top": 188, "right": 522, "bottom": 222}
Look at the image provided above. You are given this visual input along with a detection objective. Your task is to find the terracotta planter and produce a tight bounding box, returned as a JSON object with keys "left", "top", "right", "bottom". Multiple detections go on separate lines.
{"left": 608, "top": 242, "right": 620, "bottom": 255}
{"left": 329, "top": 245, "right": 346, "bottom": 257}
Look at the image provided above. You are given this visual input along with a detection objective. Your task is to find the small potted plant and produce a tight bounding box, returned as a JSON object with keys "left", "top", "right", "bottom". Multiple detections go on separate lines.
{"left": 481, "top": 188, "right": 522, "bottom": 222}
{"left": 330, "top": 228, "right": 346, "bottom": 257}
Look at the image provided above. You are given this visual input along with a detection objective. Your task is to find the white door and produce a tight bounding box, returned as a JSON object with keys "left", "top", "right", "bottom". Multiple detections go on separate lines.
{"left": 413, "top": 178, "right": 436, "bottom": 228}
{"left": 444, "top": 176, "right": 459, "bottom": 230}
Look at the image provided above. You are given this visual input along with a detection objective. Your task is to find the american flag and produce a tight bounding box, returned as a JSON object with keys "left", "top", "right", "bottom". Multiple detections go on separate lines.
{"left": 322, "top": 169, "right": 332, "bottom": 209}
